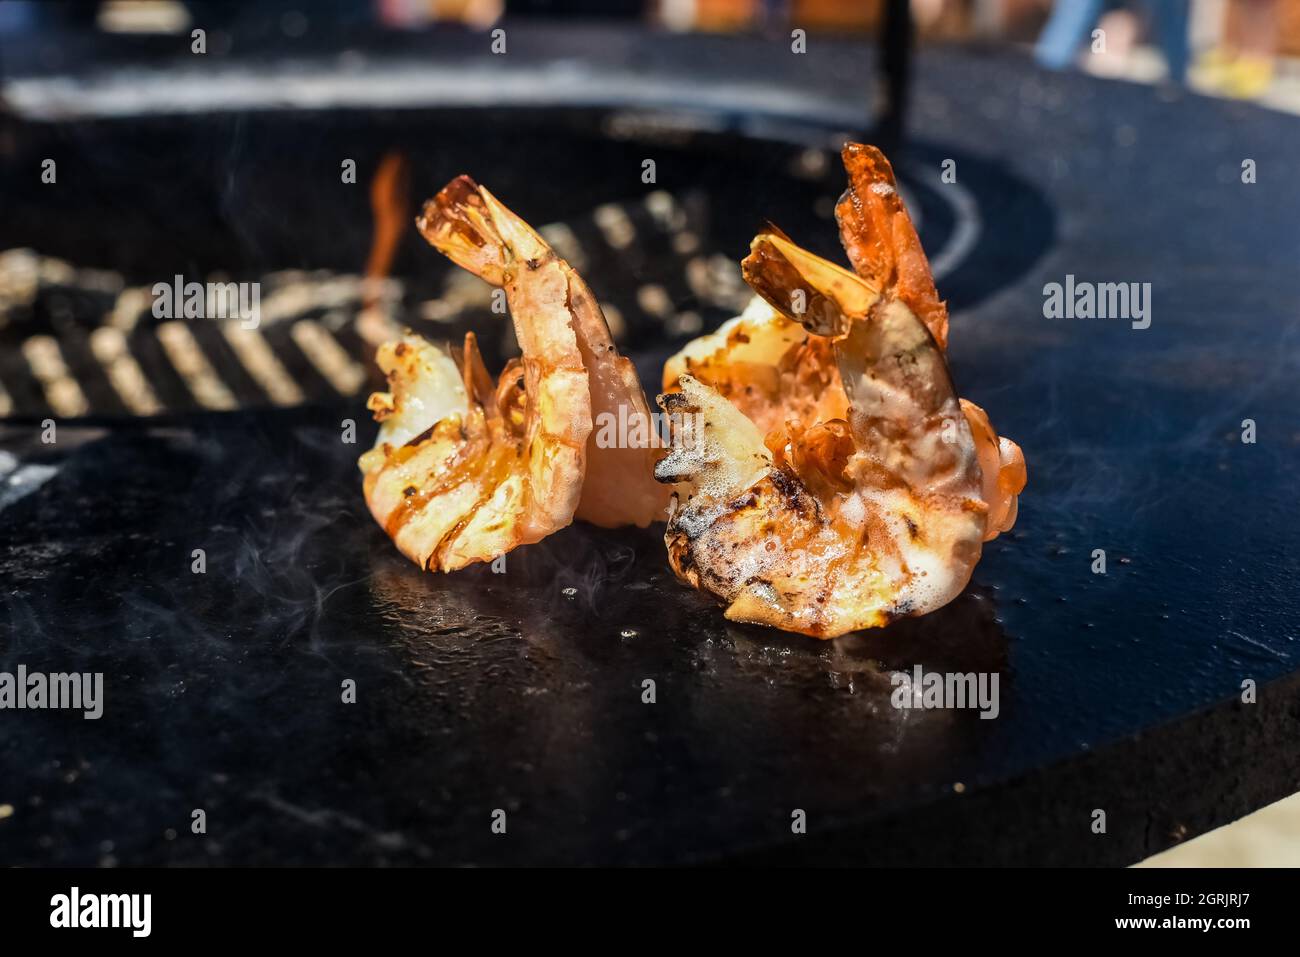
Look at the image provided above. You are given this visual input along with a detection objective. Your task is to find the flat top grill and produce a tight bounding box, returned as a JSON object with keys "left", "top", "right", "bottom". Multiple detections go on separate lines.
{"left": 2, "top": 31, "right": 1299, "bottom": 866}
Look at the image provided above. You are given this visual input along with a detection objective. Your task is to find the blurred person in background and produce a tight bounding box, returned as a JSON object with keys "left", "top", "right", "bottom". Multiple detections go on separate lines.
{"left": 1198, "top": 0, "right": 1279, "bottom": 98}
{"left": 1034, "top": 0, "right": 1190, "bottom": 84}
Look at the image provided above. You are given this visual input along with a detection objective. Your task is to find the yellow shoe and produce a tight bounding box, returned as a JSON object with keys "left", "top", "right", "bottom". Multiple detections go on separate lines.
{"left": 1196, "top": 47, "right": 1234, "bottom": 88}
{"left": 1224, "top": 56, "right": 1275, "bottom": 99}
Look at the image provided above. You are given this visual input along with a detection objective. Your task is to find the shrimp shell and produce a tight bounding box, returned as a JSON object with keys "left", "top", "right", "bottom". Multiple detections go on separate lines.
{"left": 654, "top": 143, "right": 1027, "bottom": 636}
{"left": 360, "top": 175, "right": 667, "bottom": 572}
{"left": 656, "top": 293, "right": 986, "bottom": 637}
{"left": 360, "top": 178, "right": 591, "bottom": 571}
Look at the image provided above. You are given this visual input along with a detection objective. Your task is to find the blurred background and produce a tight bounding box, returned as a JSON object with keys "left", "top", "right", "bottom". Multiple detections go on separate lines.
{"left": 0, "top": 1, "right": 1296, "bottom": 867}
{"left": 2, "top": 0, "right": 1296, "bottom": 422}
{"left": 7, "top": 1, "right": 1299, "bottom": 101}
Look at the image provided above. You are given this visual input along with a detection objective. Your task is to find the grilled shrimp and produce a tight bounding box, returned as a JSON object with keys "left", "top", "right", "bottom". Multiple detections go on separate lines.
{"left": 657, "top": 310, "right": 985, "bottom": 638}
{"left": 359, "top": 176, "right": 664, "bottom": 572}
{"left": 654, "top": 144, "right": 1025, "bottom": 637}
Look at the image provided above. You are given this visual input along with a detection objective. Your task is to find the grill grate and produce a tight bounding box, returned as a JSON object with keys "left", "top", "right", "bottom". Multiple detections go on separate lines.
{"left": 0, "top": 190, "right": 749, "bottom": 419}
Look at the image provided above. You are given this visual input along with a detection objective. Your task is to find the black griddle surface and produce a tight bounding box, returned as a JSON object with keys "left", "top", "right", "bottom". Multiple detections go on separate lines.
{"left": 2, "top": 29, "right": 1300, "bottom": 866}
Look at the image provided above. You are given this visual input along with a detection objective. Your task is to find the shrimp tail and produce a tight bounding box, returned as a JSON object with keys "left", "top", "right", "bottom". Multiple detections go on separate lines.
{"left": 418, "top": 175, "right": 553, "bottom": 288}
{"left": 742, "top": 229, "right": 879, "bottom": 339}
{"left": 417, "top": 175, "right": 508, "bottom": 286}
{"left": 458, "top": 331, "right": 497, "bottom": 411}
{"left": 835, "top": 143, "right": 949, "bottom": 349}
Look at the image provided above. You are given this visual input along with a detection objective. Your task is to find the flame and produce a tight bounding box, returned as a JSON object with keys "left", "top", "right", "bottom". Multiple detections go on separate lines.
{"left": 357, "top": 150, "right": 410, "bottom": 348}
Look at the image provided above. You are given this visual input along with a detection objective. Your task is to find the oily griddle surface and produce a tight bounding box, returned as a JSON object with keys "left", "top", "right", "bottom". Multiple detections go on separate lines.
{"left": 0, "top": 357, "right": 1297, "bottom": 868}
